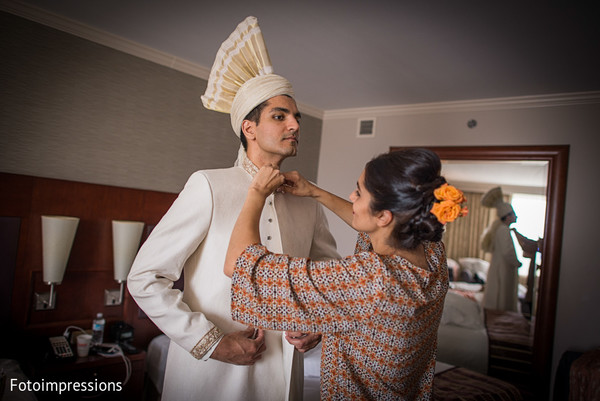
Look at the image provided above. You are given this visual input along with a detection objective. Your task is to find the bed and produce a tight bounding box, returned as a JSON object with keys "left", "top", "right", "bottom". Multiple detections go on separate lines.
{"left": 144, "top": 333, "right": 522, "bottom": 401}
{"left": 437, "top": 257, "right": 490, "bottom": 374}
{"left": 433, "top": 362, "right": 523, "bottom": 401}
{"left": 436, "top": 284, "right": 489, "bottom": 374}
{"left": 144, "top": 334, "right": 170, "bottom": 401}
{"left": 436, "top": 257, "right": 533, "bottom": 379}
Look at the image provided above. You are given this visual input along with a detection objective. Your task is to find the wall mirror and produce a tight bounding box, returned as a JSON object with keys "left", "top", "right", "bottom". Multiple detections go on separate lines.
{"left": 390, "top": 145, "right": 569, "bottom": 397}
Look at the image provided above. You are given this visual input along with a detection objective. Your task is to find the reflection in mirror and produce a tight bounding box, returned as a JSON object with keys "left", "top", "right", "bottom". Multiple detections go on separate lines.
{"left": 441, "top": 160, "right": 548, "bottom": 318}
{"left": 431, "top": 160, "right": 549, "bottom": 398}
{"left": 390, "top": 145, "right": 569, "bottom": 399}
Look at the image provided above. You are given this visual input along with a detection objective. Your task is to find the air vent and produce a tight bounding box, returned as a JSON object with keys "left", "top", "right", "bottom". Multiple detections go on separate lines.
{"left": 358, "top": 119, "right": 375, "bottom": 137}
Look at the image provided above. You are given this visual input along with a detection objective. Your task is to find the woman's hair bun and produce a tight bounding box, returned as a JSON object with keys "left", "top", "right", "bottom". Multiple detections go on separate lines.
{"left": 364, "top": 148, "right": 446, "bottom": 249}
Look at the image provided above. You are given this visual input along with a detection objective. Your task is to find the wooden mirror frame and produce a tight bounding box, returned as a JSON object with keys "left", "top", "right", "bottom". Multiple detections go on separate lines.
{"left": 390, "top": 145, "right": 569, "bottom": 397}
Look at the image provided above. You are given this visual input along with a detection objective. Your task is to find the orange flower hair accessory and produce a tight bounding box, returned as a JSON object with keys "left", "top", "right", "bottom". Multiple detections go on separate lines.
{"left": 430, "top": 183, "right": 468, "bottom": 224}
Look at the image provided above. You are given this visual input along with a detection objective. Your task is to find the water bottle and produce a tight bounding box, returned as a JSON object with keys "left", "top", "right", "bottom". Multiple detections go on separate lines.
{"left": 91, "top": 313, "right": 105, "bottom": 346}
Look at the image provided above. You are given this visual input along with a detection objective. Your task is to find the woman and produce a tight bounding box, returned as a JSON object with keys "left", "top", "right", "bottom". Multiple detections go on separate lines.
{"left": 224, "top": 148, "right": 467, "bottom": 400}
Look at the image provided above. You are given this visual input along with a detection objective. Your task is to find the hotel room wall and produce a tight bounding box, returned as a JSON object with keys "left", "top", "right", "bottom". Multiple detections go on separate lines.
{"left": 317, "top": 102, "right": 600, "bottom": 396}
{"left": 0, "top": 172, "right": 176, "bottom": 353}
{"left": 0, "top": 11, "right": 323, "bottom": 194}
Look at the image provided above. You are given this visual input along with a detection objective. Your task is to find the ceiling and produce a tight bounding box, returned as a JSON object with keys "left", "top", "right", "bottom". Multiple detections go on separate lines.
{"left": 441, "top": 160, "right": 548, "bottom": 195}
{"left": 5, "top": 0, "right": 600, "bottom": 111}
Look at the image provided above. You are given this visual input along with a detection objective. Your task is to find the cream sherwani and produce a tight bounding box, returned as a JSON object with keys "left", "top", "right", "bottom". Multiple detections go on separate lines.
{"left": 127, "top": 152, "right": 339, "bottom": 401}
{"left": 482, "top": 224, "right": 521, "bottom": 312}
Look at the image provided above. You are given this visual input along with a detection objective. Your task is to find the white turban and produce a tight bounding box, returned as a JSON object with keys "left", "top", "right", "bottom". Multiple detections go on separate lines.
{"left": 481, "top": 186, "right": 515, "bottom": 218}
{"left": 230, "top": 74, "right": 293, "bottom": 136}
{"left": 201, "top": 16, "right": 294, "bottom": 137}
{"left": 496, "top": 202, "right": 515, "bottom": 218}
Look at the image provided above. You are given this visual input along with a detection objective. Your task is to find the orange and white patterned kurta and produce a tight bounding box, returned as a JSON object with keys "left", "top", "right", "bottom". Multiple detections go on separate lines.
{"left": 231, "top": 232, "right": 449, "bottom": 400}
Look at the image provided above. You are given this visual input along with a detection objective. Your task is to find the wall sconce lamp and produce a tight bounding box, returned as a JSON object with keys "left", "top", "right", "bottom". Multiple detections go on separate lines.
{"left": 35, "top": 215, "right": 80, "bottom": 310}
{"left": 105, "top": 220, "right": 144, "bottom": 306}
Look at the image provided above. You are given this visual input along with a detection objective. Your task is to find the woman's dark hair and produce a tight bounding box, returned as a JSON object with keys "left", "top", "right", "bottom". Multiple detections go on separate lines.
{"left": 364, "top": 148, "right": 446, "bottom": 249}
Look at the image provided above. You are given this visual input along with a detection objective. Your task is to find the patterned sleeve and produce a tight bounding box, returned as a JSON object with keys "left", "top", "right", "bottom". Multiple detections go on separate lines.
{"left": 231, "top": 243, "right": 385, "bottom": 333}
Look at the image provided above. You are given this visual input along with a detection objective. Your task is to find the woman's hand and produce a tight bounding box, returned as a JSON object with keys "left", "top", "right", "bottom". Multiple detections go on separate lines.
{"left": 250, "top": 165, "right": 286, "bottom": 198}
{"left": 284, "top": 332, "right": 322, "bottom": 353}
{"left": 281, "top": 171, "right": 316, "bottom": 197}
{"left": 283, "top": 170, "right": 354, "bottom": 227}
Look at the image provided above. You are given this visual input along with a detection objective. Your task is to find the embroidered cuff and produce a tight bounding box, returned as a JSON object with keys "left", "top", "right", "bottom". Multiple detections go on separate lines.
{"left": 190, "top": 326, "right": 224, "bottom": 360}
{"left": 200, "top": 337, "right": 223, "bottom": 361}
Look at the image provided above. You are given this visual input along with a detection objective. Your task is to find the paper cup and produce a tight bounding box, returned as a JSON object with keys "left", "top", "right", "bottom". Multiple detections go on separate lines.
{"left": 76, "top": 334, "right": 92, "bottom": 357}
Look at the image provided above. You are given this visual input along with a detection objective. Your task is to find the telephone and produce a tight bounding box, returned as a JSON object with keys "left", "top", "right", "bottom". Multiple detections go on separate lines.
{"left": 48, "top": 336, "right": 75, "bottom": 360}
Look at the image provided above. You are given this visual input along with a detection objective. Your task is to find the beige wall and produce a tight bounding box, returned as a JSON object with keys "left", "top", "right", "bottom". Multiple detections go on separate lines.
{"left": 0, "top": 12, "right": 323, "bottom": 194}
{"left": 317, "top": 101, "right": 600, "bottom": 394}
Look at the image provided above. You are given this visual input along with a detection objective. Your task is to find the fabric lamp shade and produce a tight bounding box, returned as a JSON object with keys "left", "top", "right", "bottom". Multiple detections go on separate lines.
{"left": 41, "top": 215, "right": 79, "bottom": 284}
{"left": 112, "top": 220, "right": 144, "bottom": 282}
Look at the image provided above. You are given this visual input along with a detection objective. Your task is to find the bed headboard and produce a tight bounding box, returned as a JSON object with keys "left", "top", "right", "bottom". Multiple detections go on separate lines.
{"left": 0, "top": 172, "right": 177, "bottom": 354}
